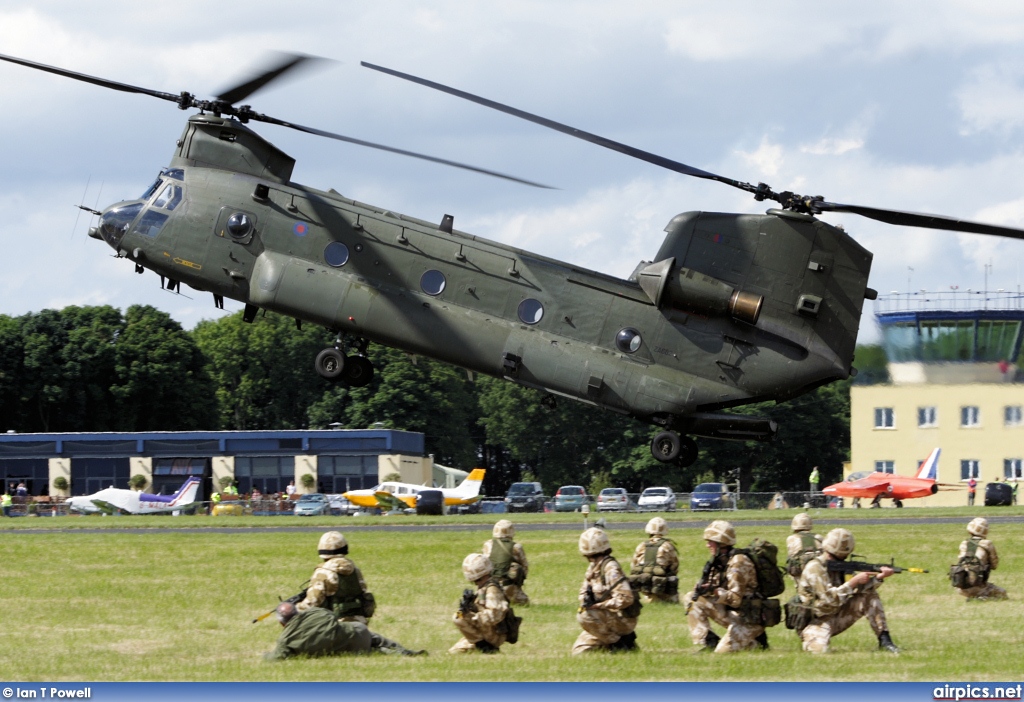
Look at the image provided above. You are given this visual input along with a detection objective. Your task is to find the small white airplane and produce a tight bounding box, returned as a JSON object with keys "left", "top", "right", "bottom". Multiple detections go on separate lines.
{"left": 342, "top": 469, "right": 486, "bottom": 510}
{"left": 66, "top": 477, "right": 202, "bottom": 515}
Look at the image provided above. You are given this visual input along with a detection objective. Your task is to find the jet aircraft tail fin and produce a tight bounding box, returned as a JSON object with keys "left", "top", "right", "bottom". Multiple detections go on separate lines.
{"left": 915, "top": 448, "right": 940, "bottom": 481}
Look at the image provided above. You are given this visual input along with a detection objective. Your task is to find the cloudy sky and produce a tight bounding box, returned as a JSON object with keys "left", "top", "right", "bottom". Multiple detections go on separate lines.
{"left": 3, "top": 1, "right": 1024, "bottom": 344}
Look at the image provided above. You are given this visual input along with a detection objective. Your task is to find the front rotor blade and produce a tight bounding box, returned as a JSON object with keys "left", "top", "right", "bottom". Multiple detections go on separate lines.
{"left": 361, "top": 61, "right": 757, "bottom": 194}
{"left": 817, "top": 201, "right": 1024, "bottom": 240}
{"left": 215, "top": 52, "right": 326, "bottom": 105}
{"left": 254, "top": 113, "right": 554, "bottom": 189}
{"left": 0, "top": 51, "right": 180, "bottom": 103}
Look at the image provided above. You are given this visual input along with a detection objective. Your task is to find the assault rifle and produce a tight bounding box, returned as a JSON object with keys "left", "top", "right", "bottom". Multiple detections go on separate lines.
{"left": 578, "top": 584, "right": 596, "bottom": 613}
{"left": 827, "top": 558, "right": 928, "bottom": 576}
{"left": 252, "top": 581, "right": 310, "bottom": 624}
{"left": 694, "top": 559, "right": 716, "bottom": 597}
{"left": 456, "top": 588, "right": 477, "bottom": 618}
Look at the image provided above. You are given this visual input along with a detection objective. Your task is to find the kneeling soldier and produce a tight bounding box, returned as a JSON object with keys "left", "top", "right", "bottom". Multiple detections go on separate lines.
{"left": 297, "top": 531, "right": 375, "bottom": 624}
{"left": 951, "top": 517, "right": 1007, "bottom": 600}
{"left": 630, "top": 517, "right": 680, "bottom": 604}
{"left": 786, "top": 513, "right": 823, "bottom": 583}
{"left": 797, "top": 528, "right": 899, "bottom": 653}
{"left": 482, "top": 519, "right": 530, "bottom": 605}
{"left": 450, "top": 553, "right": 511, "bottom": 654}
{"left": 683, "top": 520, "right": 766, "bottom": 652}
{"left": 573, "top": 527, "right": 641, "bottom": 654}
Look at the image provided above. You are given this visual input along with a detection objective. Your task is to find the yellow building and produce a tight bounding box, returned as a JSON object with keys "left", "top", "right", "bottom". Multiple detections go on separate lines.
{"left": 849, "top": 292, "right": 1024, "bottom": 506}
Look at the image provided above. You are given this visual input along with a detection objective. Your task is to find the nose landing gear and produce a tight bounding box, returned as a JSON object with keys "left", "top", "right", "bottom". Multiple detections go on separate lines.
{"left": 650, "top": 430, "right": 698, "bottom": 467}
{"left": 314, "top": 335, "right": 375, "bottom": 387}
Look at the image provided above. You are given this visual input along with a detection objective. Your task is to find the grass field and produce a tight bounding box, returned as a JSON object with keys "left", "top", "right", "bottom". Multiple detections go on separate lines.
{"left": 2, "top": 508, "right": 1021, "bottom": 681}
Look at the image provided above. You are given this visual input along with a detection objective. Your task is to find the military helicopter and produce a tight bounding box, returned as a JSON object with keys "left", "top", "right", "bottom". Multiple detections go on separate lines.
{"left": 3, "top": 51, "right": 1023, "bottom": 467}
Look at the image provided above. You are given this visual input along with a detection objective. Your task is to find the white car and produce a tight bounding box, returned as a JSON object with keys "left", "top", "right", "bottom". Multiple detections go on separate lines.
{"left": 637, "top": 487, "right": 677, "bottom": 512}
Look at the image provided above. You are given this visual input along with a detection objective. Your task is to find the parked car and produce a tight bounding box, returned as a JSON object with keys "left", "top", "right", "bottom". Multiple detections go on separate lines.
{"left": 637, "top": 487, "right": 676, "bottom": 512}
{"left": 328, "top": 495, "right": 359, "bottom": 516}
{"left": 553, "top": 485, "right": 589, "bottom": 512}
{"left": 596, "top": 487, "right": 630, "bottom": 512}
{"left": 293, "top": 493, "right": 329, "bottom": 516}
{"left": 827, "top": 496, "right": 844, "bottom": 509}
{"left": 690, "top": 483, "right": 734, "bottom": 511}
{"left": 505, "top": 482, "right": 545, "bottom": 512}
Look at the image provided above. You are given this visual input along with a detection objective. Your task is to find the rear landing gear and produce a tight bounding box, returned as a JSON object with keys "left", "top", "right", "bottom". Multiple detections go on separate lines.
{"left": 650, "top": 431, "right": 698, "bottom": 467}
{"left": 314, "top": 336, "right": 375, "bottom": 386}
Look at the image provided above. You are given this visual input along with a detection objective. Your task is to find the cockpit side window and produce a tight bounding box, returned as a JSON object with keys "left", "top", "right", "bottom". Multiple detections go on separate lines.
{"left": 153, "top": 184, "right": 183, "bottom": 211}
{"left": 140, "top": 178, "right": 163, "bottom": 201}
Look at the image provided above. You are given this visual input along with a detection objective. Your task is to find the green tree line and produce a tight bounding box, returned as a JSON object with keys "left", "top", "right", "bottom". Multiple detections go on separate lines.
{"left": 0, "top": 305, "right": 882, "bottom": 495}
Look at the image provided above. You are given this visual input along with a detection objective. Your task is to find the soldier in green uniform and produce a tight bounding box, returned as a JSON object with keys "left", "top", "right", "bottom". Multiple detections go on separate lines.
{"left": 264, "top": 602, "right": 423, "bottom": 660}
{"left": 482, "top": 519, "right": 530, "bottom": 605}
{"left": 629, "top": 517, "right": 680, "bottom": 604}
{"left": 296, "top": 531, "right": 375, "bottom": 624}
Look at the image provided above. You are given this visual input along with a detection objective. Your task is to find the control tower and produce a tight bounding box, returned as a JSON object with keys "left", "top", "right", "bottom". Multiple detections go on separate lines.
{"left": 849, "top": 290, "right": 1024, "bottom": 506}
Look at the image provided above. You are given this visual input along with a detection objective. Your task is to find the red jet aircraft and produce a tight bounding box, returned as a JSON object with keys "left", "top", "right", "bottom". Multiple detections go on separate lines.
{"left": 823, "top": 448, "right": 958, "bottom": 507}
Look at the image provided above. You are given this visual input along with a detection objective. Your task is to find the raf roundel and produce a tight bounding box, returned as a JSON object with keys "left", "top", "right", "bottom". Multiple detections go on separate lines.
{"left": 293, "top": 221, "right": 308, "bottom": 237}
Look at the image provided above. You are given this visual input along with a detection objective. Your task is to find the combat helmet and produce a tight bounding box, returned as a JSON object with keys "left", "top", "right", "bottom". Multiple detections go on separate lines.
{"left": 645, "top": 516, "right": 668, "bottom": 536}
{"left": 318, "top": 531, "right": 348, "bottom": 559}
{"left": 822, "top": 528, "right": 855, "bottom": 558}
{"left": 493, "top": 519, "right": 515, "bottom": 539}
{"left": 791, "top": 513, "right": 813, "bottom": 532}
{"left": 462, "top": 553, "right": 493, "bottom": 582}
{"left": 579, "top": 526, "right": 612, "bottom": 556}
{"left": 702, "top": 520, "right": 736, "bottom": 546}
{"left": 967, "top": 517, "right": 989, "bottom": 538}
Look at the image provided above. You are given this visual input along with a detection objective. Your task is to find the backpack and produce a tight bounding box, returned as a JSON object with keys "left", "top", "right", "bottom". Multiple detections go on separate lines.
{"left": 949, "top": 540, "right": 986, "bottom": 589}
{"left": 735, "top": 539, "right": 786, "bottom": 598}
{"left": 786, "top": 533, "right": 821, "bottom": 577}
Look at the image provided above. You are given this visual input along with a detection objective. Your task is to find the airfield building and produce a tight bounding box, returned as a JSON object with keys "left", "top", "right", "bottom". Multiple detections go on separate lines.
{"left": 850, "top": 290, "right": 1024, "bottom": 506}
{"left": 0, "top": 429, "right": 429, "bottom": 501}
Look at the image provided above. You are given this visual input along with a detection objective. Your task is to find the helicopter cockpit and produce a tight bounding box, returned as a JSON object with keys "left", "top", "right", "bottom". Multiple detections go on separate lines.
{"left": 93, "top": 168, "right": 185, "bottom": 250}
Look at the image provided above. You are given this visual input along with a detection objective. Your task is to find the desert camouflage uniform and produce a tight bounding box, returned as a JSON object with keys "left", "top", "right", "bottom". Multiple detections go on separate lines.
{"left": 573, "top": 556, "right": 638, "bottom": 654}
{"left": 296, "top": 556, "right": 371, "bottom": 624}
{"left": 630, "top": 536, "right": 680, "bottom": 603}
{"left": 450, "top": 579, "right": 510, "bottom": 653}
{"left": 482, "top": 537, "right": 530, "bottom": 605}
{"left": 796, "top": 555, "right": 888, "bottom": 653}
{"left": 683, "top": 549, "right": 765, "bottom": 652}
{"left": 786, "top": 532, "right": 823, "bottom": 582}
{"left": 956, "top": 537, "right": 1007, "bottom": 600}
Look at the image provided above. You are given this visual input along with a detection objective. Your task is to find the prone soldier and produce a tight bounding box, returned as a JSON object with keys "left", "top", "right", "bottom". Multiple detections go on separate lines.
{"left": 264, "top": 601, "right": 423, "bottom": 660}
{"left": 296, "top": 531, "right": 375, "bottom": 624}
{"left": 950, "top": 517, "right": 1007, "bottom": 600}
{"left": 795, "top": 528, "right": 899, "bottom": 654}
{"left": 573, "top": 527, "right": 641, "bottom": 654}
{"left": 629, "top": 517, "right": 680, "bottom": 604}
{"left": 450, "top": 553, "right": 511, "bottom": 654}
{"left": 482, "top": 519, "right": 530, "bottom": 605}
{"left": 682, "top": 520, "right": 767, "bottom": 653}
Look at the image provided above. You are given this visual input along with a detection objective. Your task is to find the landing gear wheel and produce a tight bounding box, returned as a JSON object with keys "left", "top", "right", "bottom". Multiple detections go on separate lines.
{"left": 342, "top": 355, "right": 375, "bottom": 387}
{"left": 678, "top": 436, "right": 698, "bottom": 467}
{"left": 315, "top": 347, "right": 345, "bottom": 380}
{"left": 651, "top": 431, "right": 681, "bottom": 463}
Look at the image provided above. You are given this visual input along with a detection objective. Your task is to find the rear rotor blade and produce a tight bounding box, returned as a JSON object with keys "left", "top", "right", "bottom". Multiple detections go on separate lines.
{"left": 0, "top": 51, "right": 181, "bottom": 103}
{"left": 816, "top": 201, "right": 1024, "bottom": 239}
{"left": 215, "top": 52, "right": 327, "bottom": 105}
{"left": 361, "top": 61, "right": 758, "bottom": 195}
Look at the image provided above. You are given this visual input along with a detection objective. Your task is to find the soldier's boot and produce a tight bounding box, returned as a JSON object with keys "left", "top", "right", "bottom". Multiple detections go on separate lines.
{"left": 370, "top": 633, "right": 427, "bottom": 656}
{"left": 701, "top": 630, "right": 720, "bottom": 652}
{"left": 474, "top": 640, "right": 500, "bottom": 654}
{"left": 609, "top": 632, "right": 639, "bottom": 653}
{"left": 755, "top": 632, "right": 769, "bottom": 650}
{"left": 878, "top": 631, "right": 900, "bottom": 654}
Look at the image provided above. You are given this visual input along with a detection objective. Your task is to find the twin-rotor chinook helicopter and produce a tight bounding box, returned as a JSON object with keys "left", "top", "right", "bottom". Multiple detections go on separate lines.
{"left": 4, "top": 51, "right": 1024, "bottom": 467}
